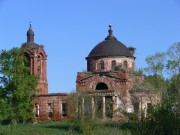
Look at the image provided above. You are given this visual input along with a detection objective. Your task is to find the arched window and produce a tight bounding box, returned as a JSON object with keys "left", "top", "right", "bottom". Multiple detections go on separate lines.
{"left": 38, "top": 55, "right": 41, "bottom": 66}
{"left": 35, "top": 104, "right": 39, "bottom": 117}
{"left": 37, "top": 55, "right": 42, "bottom": 76}
{"left": 48, "top": 103, "right": 53, "bottom": 118}
{"left": 111, "top": 60, "right": 116, "bottom": 70}
{"left": 123, "top": 61, "right": 128, "bottom": 69}
{"left": 90, "top": 61, "right": 94, "bottom": 71}
{"left": 96, "top": 82, "right": 108, "bottom": 90}
{"left": 99, "top": 60, "right": 104, "bottom": 70}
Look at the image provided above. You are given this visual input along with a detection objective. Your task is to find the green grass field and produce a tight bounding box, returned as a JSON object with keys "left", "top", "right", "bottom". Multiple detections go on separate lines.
{"left": 0, "top": 120, "right": 131, "bottom": 135}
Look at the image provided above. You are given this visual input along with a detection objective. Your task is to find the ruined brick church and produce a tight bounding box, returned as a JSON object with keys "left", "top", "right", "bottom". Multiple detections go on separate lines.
{"left": 22, "top": 23, "right": 159, "bottom": 122}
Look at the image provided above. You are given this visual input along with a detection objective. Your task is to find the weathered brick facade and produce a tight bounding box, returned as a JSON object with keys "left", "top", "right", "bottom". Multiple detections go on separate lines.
{"left": 33, "top": 93, "right": 69, "bottom": 122}
{"left": 20, "top": 24, "right": 159, "bottom": 122}
{"left": 76, "top": 25, "right": 156, "bottom": 120}
{"left": 22, "top": 23, "right": 48, "bottom": 95}
{"left": 22, "top": 24, "right": 69, "bottom": 122}
{"left": 76, "top": 71, "right": 128, "bottom": 92}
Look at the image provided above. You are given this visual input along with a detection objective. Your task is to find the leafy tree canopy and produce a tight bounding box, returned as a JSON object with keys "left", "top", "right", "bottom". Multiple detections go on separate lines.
{"left": 0, "top": 48, "right": 38, "bottom": 123}
{"left": 130, "top": 42, "right": 180, "bottom": 135}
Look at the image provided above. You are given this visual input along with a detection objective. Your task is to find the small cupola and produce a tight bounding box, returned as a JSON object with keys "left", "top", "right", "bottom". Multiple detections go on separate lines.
{"left": 27, "top": 22, "right": 34, "bottom": 43}
{"left": 105, "top": 24, "right": 117, "bottom": 40}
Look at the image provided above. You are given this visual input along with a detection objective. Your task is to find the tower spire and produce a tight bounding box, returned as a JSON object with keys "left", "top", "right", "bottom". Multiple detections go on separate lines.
{"left": 108, "top": 24, "right": 113, "bottom": 35}
{"left": 105, "top": 24, "right": 117, "bottom": 40}
{"left": 27, "top": 22, "right": 34, "bottom": 43}
{"left": 29, "top": 21, "right": 32, "bottom": 29}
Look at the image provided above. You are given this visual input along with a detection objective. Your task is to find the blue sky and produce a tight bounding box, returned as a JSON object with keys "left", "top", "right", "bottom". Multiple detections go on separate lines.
{"left": 0, "top": 0, "right": 180, "bottom": 93}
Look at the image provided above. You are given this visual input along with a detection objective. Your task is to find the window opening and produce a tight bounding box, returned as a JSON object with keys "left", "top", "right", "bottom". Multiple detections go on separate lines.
{"left": 48, "top": 103, "right": 53, "bottom": 117}
{"left": 62, "top": 102, "right": 67, "bottom": 117}
{"left": 37, "top": 55, "right": 42, "bottom": 76}
{"left": 99, "top": 60, "right": 104, "bottom": 70}
{"left": 35, "top": 104, "right": 39, "bottom": 117}
{"left": 123, "top": 61, "right": 128, "bottom": 69}
{"left": 111, "top": 60, "right": 116, "bottom": 70}
{"left": 96, "top": 82, "right": 108, "bottom": 90}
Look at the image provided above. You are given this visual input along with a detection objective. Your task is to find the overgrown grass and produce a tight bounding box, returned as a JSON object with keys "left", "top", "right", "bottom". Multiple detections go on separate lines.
{"left": 0, "top": 121, "right": 80, "bottom": 135}
{"left": 0, "top": 120, "right": 131, "bottom": 135}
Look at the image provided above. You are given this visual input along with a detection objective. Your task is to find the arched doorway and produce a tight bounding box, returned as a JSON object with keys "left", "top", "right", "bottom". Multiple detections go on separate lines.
{"left": 95, "top": 82, "right": 108, "bottom": 90}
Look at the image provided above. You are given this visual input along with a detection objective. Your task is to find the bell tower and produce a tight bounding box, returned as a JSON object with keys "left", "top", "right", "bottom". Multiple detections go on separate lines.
{"left": 22, "top": 22, "right": 48, "bottom": 94}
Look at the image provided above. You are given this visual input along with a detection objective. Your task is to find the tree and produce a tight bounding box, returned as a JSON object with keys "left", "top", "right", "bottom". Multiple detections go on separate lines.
{"left": 128, "top": 46, "right": 136, "bottom": 56}
{"left": 0, "top": 48, "right": 38, "bottom": 123}
{"left": 166, "top": 42, "right": 180, "bottom": 76}
{"left": 144, "top": 52, "right": 166, "bottom": 76}
{"left": 129, "top": 45, "right": 180, "bottom": 135}
{"left": 144, "top": 75, "right": 167, "bottom": 92}
{"left": 167, "top": 74, "right": 180, "bottom": 113}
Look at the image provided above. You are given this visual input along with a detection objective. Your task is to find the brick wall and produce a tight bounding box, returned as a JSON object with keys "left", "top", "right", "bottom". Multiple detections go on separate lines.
{"left": 33, "top": 94, "right": 69, "bottom": 122}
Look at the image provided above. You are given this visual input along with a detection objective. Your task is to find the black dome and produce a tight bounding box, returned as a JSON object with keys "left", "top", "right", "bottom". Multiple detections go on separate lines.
{"left": 87, "top": 25, "right": 133, "bottom": 59}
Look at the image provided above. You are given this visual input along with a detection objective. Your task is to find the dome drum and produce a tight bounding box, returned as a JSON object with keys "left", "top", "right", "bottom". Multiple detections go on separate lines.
{"left": 86, "top": 25, "right": 135, "bottom": 72}
{"left": 87, "top": 57, "right": 134, "bottom": 72}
